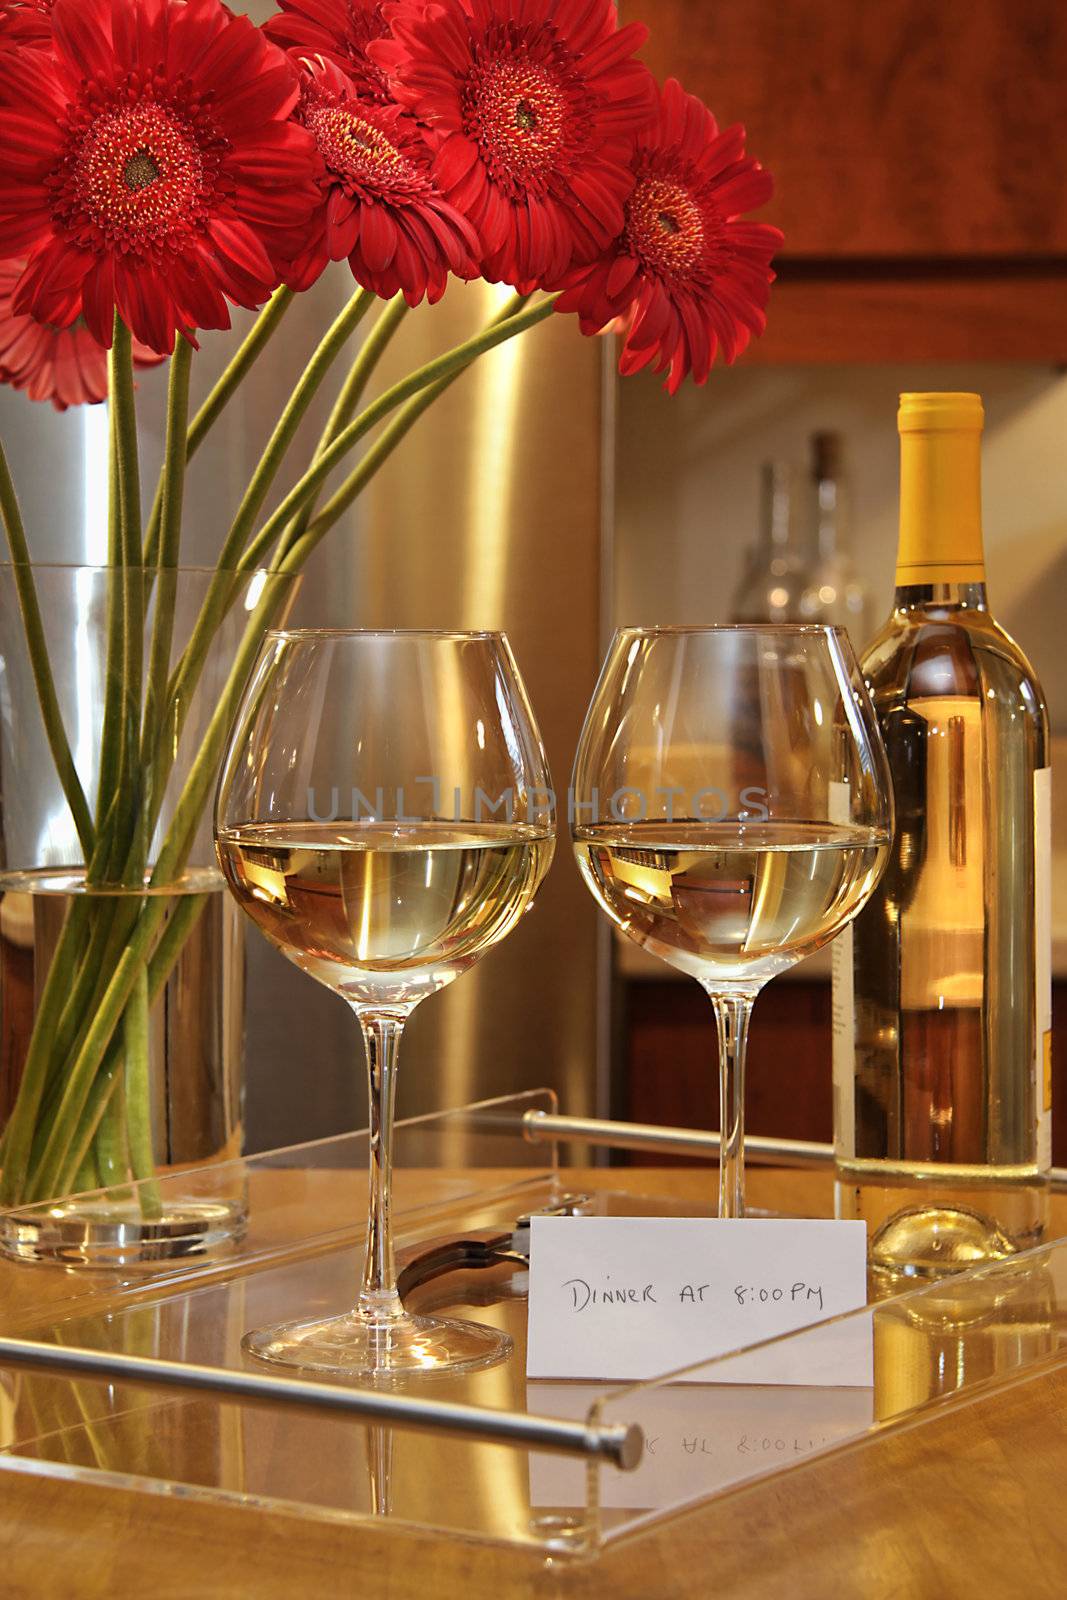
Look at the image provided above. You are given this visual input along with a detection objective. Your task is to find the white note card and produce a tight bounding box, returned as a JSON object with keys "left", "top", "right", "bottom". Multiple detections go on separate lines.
{"left": 526, "top": 1216, "right": 871, "bottom": 1385}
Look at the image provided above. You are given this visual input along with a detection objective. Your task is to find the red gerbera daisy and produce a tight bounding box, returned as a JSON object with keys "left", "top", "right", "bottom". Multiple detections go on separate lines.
{"left": 0, "top": 256, "right": 162, "bottom": 409}
{"left": 555, "top": 79, "right": 782, "bottom": 393}
{"left": 0, "top": 0, "right": 321, "bottom": 355}
{"left": 282, "top": 56, "right": 479, "bottom": 305}
{"left": 264, "top": 0, "right": 394, "bottom": 104}
{"left": 370, "top": 0, "right": 656, "bottom": 290}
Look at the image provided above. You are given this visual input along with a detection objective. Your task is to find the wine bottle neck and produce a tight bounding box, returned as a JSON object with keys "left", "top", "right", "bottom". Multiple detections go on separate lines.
{"left": 892, "top": 580, "right": 989, "bottom": 612}
{"left": 896, "top": 421, "right": 985, "bottom": 588}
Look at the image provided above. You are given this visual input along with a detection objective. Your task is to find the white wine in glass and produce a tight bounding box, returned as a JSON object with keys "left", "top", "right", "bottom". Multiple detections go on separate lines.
{"left": 215, "top": 630, "right": 554, "bottom": 1380}
{"left": 571, "top": 626, "right": 892, "bottom": 1217}
{"left": 217, "top": 821, "right": 553, "bottom": 1009}
{"left": 573, "top": 820, "right": 886, "bottom": 987}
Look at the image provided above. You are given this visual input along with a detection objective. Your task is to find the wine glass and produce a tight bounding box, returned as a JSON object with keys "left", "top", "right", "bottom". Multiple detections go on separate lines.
{"left": 571, "top": 625, "right": 892, "bottom": 1218}
{"left": 214, "top": 629, "right": 555, "bottom": 1379}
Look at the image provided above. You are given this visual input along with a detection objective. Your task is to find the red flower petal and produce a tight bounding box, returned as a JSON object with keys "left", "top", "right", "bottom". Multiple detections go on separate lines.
{"left": 265, "top": 0, "right": 395, "bottom": 103}
{"left": 0, "top": 255, "right": 162, "bottom": 410}
{"left": 81, "top": 255, "right": 116, "bottom": 346}
{"left": 50, "top": 0, "right": 114, "bottom": 83}
{"left": 359, "top": 204, "right": 398, "bottom": 272}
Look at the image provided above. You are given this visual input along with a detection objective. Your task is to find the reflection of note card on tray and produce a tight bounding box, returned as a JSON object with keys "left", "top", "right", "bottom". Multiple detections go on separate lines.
{"left": 527, "top": 1383, "right": 876, "bottom": 1510}
{"left": 526, "top": 1216, "right": 871, "bottom": 1384}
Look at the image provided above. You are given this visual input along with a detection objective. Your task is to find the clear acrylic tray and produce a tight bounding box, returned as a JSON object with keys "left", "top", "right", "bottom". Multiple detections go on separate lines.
{"left": 1, "top": 1088, "right": 1065, "bottom": 1557}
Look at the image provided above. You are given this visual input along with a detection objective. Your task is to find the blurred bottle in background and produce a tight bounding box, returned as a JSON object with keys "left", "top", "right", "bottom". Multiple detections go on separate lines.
{"left": 730, "top": 462, "right": 809, "bottom": 622}
{"left": 799, "top": 432, "right": 870, "bottom": 647}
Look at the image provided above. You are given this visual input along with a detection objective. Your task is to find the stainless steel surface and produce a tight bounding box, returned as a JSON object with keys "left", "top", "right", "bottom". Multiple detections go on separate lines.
{"left": 0, "top": 1335, "right": 642, "bottom": 1469}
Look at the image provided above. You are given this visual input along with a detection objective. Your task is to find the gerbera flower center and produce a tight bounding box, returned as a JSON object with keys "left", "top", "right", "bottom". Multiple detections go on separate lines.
{"left": 63, "top": 99, "right": 209, "bottom": 253}
{"left": 306, "top": 101, "right": 421, "bottom": 195}
{"left": 123, "top": 149, "right": 161, "bottom": 192}
{"left": 625, "top": 176, "right": 706, "bottom": 278}
{"left": 465, "top": 57, "right": 569, "bottom": 188}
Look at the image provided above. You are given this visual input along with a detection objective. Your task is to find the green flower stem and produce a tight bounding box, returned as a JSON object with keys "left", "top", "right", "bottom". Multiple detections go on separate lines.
{"left": 136, "top": 295, "right": 546, "bottom": 870}
{"left": 109, "top": 318, "right": 142, "bottom": 566}
{"left": 42, "top": 894, "right": 208, "bottom": 1203}
{"left": 288, "top": 292, "right": 535, "bottom": 560}
{"left": 152, "top": 288, "right": 376, "bottom": 817}
{"left": 48, "top": 1046, "right": 123, "bottom": 1204}
{"left": 23, "top": 574, "right": 290, "bottom": 1205}
{"left": 14, "top": 324, "right": 193, "bottom": 1202}
{"left": 26, "top": 903, "right": 169, "bottom": 1202}
{"left": 89, "top": 409, "right": 125, "bottom": 871}
{"left": 0, "top": 442, "right": 94, "bottom": 857}
{"left": 0, "top": 897, "right": 93, "bottom": 1204}
{"left": 145, "top": 892, "right": 208, "bottom": 996}
{"left": 142, "top": 287, "right": 295, "bottom": 566}
{"left": 73, "top": 1150, "right": 101, "bottom": 1195}
{"left": 275, "top": 294, "right": 409, "bottom": 563}
{"left": 93, "top": 1088, "right": 128, "bottom": 1192}
{"left": 48, "top": 897, "right": 144, "bottom": 1101}
{"left": 240, "top": 293, "right": 554, "bottom": 573}
{"left": 142, "top": 295, "right": 543, "bottom": 867}
{"left": 216, "top": 285, "right": 376, "bottom": 573}
{"left": 317, "top": 294, "right": 409, "bottom": 447}
{"left": 107, "top": 319, "right": 148, "bottom": 883}
{"left": 140, "top": 337, "right": 193, "bottom": 790}
{"left": 46, "top": 900, "right": 122, "bottom": 1082}
{"left": 123, "top": 965, "right": 161, "bottom": 1217}
{"left": 189, "top": 287, "right": 295, "bottom": 457}
{"left": 284, "top": 372, "right": 459, "bottom": 570}
{"left": 21, "top": 898, "right": 138, "bottom": 1188}
{"left": 150, "top": 583, "right": 294, "bottom": 894}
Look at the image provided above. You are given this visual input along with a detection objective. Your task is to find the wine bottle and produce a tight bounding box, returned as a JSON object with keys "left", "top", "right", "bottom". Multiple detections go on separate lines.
{"left": 834, "top": 392, "right": 1051, "bottom": 1284}
{"left": 730, "top": 461, "right": 808, "bottom": 622}
{"left": 798, "top": 431, "right": 870, "bottom": 644}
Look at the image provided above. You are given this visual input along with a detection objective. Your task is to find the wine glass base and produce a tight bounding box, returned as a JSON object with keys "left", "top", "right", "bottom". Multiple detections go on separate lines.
{"left": 241, "top": 1309, "right": 513, "bottom": 1381}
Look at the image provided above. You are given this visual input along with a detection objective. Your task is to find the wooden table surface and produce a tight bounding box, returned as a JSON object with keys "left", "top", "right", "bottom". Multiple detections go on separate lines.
{"left": 2, "top": 1165, "right": 1067, "bottom": 1600}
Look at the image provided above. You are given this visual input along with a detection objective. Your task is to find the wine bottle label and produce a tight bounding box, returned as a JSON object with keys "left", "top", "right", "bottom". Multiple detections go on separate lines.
{"left": 1035, "top": 766, "right": 1052, "bottom": 1170}
{"left": 828, "top": 779, "right": 855, "bottom": 1159}
{"left": 898, "top": 697, "right": 984, "bottom": 1010}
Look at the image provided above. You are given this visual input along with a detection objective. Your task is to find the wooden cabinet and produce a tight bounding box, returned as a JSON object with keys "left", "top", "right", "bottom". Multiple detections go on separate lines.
{"left": 622, "top": 979, "right": 1067, "bottom": 1164}
{"left": 625, "top": 0, "right": 1067, "bottom": 360}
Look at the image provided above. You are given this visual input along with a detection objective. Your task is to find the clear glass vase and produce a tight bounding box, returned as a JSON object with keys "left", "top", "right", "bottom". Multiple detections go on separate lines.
{"left": 0, "top": 563, "right": 299, "bottom": 1264}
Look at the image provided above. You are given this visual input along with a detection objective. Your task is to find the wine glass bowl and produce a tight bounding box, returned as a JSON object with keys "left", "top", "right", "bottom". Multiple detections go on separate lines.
{"left": 215, "top": 629, "right": 554, "bottom": 1380}
{"left": 571, "top": 625, "right": 892, "bottom": 1217}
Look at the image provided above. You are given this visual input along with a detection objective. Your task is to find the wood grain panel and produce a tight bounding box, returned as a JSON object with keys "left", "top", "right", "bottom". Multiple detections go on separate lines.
{"left": 624, "top": 980, "right": 833, "bottom": 1159}
{"left": 626, "top": 0, "right": 1067, "bottom": 260}
{"left": 624, "top": 979, "right": 1067, "bottom": 1163}
{"left": 749, "top": 272, "right": 1067, "bottom": 362}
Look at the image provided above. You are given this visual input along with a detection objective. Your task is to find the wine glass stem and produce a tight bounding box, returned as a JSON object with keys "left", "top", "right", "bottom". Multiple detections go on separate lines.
{"left": 355, "top": 1008, "right": 407, "bottom": 1322}
{"left": 710, "top": 993, "right": 755, "bottom": 1219}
